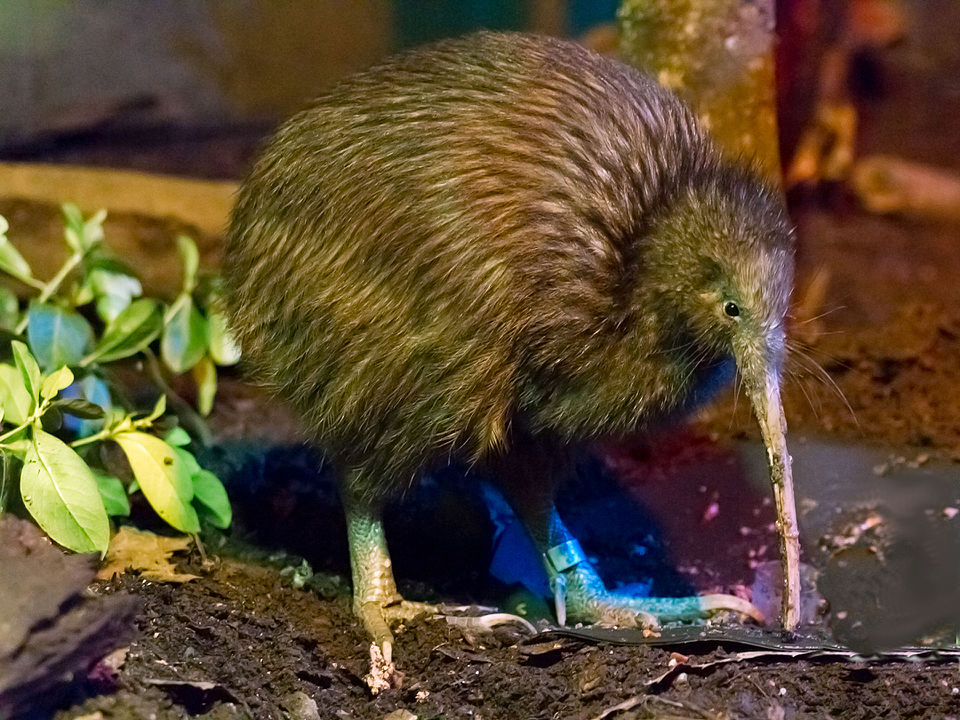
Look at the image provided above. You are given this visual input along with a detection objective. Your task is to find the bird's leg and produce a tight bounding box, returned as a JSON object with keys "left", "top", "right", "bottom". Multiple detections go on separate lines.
{"left": 490, "top": 441, "right": 763, "bottom": 630}
{"left": 523, "top": 504, "right": 762, "bottom": 629}
{"left": 341, "top": 487, "right": 437, "bottom": 692}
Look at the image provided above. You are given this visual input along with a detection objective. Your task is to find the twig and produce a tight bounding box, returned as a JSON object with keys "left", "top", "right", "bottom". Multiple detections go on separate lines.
{"left": 14, "top": 251, "right": 84, "bottom": 335}
{"left": 852, "top": 155, "right": 960, "bottom": 223}
{"left": 0, "top": 452, "right": 10, "bottom": 514}
{"left": 143, "top": 350, "right": 212, "bottom": 447}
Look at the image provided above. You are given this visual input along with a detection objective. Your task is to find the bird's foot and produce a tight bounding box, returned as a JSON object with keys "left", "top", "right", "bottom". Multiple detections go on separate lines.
{"left": 358, "top": 598, "right": 439, "bottom": 693}
{"left": 570, "top": 591, "right": 764, "bottom": 632}
{"left": 560, "top": 565, "right": 764, "bottom": 631}
{"left": 359, "top": 600, "right": 540, "bottom": 690}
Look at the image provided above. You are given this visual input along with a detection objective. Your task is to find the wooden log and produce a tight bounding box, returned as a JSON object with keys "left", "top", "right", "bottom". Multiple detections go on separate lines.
{"left": 618, "top": 0, "right": 782, "bottom": 182}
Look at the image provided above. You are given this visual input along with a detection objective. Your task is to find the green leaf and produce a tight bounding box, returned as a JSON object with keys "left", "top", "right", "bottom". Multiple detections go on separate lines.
{"left": 20, "top": 428, "right": 110, "bottom": 554}
{"left": 143, "top": 394, "right": 167, "bottom": 424}
{"left": 77, "top": 374, "right": 111, "bottom": 437}
{"left": 172, "top": 445, "right": 230, "bottom": 526}
{"left": 61, "top": 203, "right": 85, "bottom": 253}
{"left": 62, "top": 204, "right": 105, "bottom": 253}
{"left": 84, "top": 298, "right": 161, "bottom": 365}
{"left": 40, "top": 366, "right": 74, "bottom": 400}
{"left": 61, "top": 203, "right": 83, "bottom": 230}
{"left": 41, "top": 407, "right": 63, "bottom": 432}
{"left": 26, "top": 303, "right": 94, "bottom": 371}
{"left": 94, "top": 471, "right": 130, "bottom": 517}
{"left": 174, "top": 446, "right": 201, "bottom": 476}
{"left": 0, "top": 287, "right": 20, "bottom": 331}
{"left": 193, "top": 355, "right": 216, "bottom": 416}
{"left": 0, "top": 217, "right": 33, "bottom": 282}
{"left": 73, "top": 277, "right": 95, "bottom": 306}
{"left": 164, "top": 426, "right": 192, "bottom": 447}
{"left": 12, "top": 340, "right": 42, "bottom": 405}
{"left": 113, "top": 431, "right": 199, "bottom": 533}
{"left": 161, "top": 295, "right": 207, "bottom": 373}
{"left": 0, "top": 363, "right": 33, "bottom": 424}
{"left": 85, "top": 210, "right": 107, "bottom": 248}
{"left": 89, "top": 268, "right": 142, "bottom": 323}
{"left": 207, "top": 310, "right": 241, "bottom": 366}
{"left": 177, "top": 235, "right": 199, "bottom": 294}
{"left": 192, "top": 469, "right": 231, "bottom": 529}
{"left": 51, "top": 397, "right": 105, "bottom": 419}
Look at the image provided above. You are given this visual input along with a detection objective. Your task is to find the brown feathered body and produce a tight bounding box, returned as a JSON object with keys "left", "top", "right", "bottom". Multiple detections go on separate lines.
{"left": 225, "top": 32, "right": 793, "bottom": 500}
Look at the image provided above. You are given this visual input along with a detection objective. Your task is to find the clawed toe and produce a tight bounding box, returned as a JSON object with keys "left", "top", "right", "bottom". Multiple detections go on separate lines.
{"left": 447, "top": 613, "right": 537, "bottom": 636}
{"left": 698, "top": 593, "right": 765, "bottom": 624}
{"left": 589, "top": 601, "right": 660, "bottom": 631}
{"left": 358, "top": 599, "right": 438, "bottom": 694}
{"left": 365, "top": 641, "right": 398, "bottom": 694}
{"left": 382, "top": 599, "right": 440, "bottom": 624}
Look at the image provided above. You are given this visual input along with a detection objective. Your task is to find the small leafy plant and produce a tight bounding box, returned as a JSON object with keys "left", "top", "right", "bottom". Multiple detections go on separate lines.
{"left": 0, "top": 205, "right": 238, "bottom": 554}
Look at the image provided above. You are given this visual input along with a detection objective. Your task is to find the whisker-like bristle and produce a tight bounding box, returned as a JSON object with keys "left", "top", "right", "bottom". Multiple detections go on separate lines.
{"left": 792, "top": 304, "right": 846, "bottom": 326}
{"left": 787, "top": 362, "right": 823, "bottom": 417}
{"left": 785, "top": 341, "right": 858, "bottom": 425}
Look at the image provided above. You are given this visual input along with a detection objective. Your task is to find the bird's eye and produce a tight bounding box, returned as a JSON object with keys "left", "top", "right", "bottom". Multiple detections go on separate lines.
{"left": 723, "top": 301, "right": 740, "bottom": 318}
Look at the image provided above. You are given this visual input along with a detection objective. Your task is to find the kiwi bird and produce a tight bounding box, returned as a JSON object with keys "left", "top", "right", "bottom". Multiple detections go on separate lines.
{"left": 224, "top": 31, "right": 800, "bottom": 689}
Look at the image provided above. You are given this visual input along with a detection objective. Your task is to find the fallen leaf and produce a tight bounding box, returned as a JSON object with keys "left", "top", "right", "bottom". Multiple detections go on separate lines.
{"left": 97, "top": 527, "right": 198, "bottom": 583}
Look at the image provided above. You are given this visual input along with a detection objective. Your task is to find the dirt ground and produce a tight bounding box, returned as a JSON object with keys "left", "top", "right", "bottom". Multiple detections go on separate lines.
{"left": 3, "top": 21, "right": 960, "bottom": 720}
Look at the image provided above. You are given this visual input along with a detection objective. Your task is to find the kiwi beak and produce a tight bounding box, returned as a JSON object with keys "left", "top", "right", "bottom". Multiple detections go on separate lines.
{"left": 744, "top": 360, "right": 802, "bottom": 631}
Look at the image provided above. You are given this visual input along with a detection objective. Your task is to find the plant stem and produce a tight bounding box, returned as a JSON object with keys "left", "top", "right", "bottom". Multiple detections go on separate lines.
{"left": 0, "top": 395, "right": 51, "bottom": 444}
{"left": 0, "top": 452, "right": 10, "bottom": 514}
{"left": 0, "top": 419, "right": 33, "bottom": 444}
{"left": 70, "top": 427, "right": 113, "bottom": 449}
{"left": 163, "top": 293, "right": 188, "bottom": 326}
{"left": 192, "top": 533, "right": 209, "bottom": 564}
{"left": 16, "top": 275, "right": 47, "bottom": 291}
{"left": 144, "top": 350, "right": 213, "bottom": 446}
{"left": 14, "top": 251, "right": 84, "bottom": 334}
{"left": 37, "top": 252, "right": 84, "bottom": 305}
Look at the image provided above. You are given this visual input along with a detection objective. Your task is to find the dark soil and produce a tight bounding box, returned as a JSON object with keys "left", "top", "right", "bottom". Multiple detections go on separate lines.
{"left": 6, "top": 14, "right": 960, "bottom": 720}
{"left": 55, "top": 553, "right": 960, "bottom": 720}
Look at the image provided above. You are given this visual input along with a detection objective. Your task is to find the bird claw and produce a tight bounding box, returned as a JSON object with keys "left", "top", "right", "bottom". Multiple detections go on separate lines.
{"left": 358, "top": 599, "right": 437, "bottom": 694}
{"left": 446, "top": 612, "right": 538, "bottom": 636}
{"left": 438, "top": 603, "right": 499, "bottom": 615}
{"left": 447, "top": 611, "right": 538, "bottom": 648}
{"left": 365, "top": 641, "right": 399, "bottom": 694}
{"left": 698, "top": 593, "right": 765, "bottom": 624}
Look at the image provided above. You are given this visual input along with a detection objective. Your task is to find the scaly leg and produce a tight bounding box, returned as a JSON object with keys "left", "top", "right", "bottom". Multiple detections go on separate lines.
{"left": 489, "top": 439, "right": 763, "bottom": 629}
{"left": 342, "top": 487, "right": 437, "bottom": 692}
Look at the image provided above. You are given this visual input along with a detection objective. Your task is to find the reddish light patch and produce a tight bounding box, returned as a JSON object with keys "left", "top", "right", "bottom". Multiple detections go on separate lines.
{"left": 600, "top": 427, "right": 779, "bottom": 594}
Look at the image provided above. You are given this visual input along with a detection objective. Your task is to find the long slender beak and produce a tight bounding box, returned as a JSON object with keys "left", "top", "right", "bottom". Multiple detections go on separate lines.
{"left": 747, "top": 369, "right": 801, "bottom": 631}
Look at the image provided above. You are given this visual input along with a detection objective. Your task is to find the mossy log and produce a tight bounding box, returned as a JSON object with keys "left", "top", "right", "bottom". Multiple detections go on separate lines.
{"left": 618, "top": 0, "right": 781, "bottom": 182}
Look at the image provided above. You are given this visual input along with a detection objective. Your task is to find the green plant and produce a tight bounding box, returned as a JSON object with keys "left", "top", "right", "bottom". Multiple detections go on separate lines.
{"left": 0, "top": 205, "right": 236, "bottom": 554}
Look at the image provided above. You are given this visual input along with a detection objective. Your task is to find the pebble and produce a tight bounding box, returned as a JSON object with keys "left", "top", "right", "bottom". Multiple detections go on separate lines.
{"left": 280, "top": 691, "right": 320, "bottom": 720}
{"left": 384, "top": 711, "right": 418, "bottom": 720}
